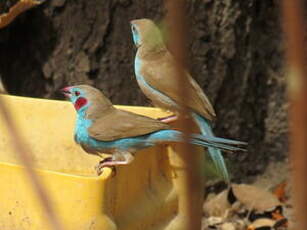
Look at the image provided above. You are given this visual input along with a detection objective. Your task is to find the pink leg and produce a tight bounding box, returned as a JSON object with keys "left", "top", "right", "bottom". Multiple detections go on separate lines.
{"left": 95, "top": 152, "right": 134, "bottom": 176}
{"left": 157, "top": 115, "right": 178, "bottom": 123}
{"left": 99, "top": 160, "right": 133, "bottom": 167}
{"left": 95, "top": 157, "right": 112, "bottom": 176}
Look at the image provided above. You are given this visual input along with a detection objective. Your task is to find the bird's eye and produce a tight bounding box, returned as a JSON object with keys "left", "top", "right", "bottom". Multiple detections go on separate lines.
{"left": 75, "top": 91, "right": 80, "bottom": 96}
{"left": 132, "top": 25, "right": 136, "bottom": 32}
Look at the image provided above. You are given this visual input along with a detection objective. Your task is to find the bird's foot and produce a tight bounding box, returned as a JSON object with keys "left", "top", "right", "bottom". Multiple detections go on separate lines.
{"left": 157, "top": 115, "right": 178, "bottom": 123}
{"left": 95, "top": 154, "right": 134, "bottom": 176}
{"left": 95, "top": 157, "right": 116, "bottom": 176}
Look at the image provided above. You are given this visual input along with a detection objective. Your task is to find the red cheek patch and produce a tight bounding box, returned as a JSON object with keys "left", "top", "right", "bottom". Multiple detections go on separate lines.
{"left": 74, "top": 97, "right": 88, "bottom": 110}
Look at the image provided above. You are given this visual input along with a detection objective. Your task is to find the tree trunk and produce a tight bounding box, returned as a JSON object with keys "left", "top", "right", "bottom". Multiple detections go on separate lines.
{"left": 0, "top": 0, "right": 286, "bottom": 180}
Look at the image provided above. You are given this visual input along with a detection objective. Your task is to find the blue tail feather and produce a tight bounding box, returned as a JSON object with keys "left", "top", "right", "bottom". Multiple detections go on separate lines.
{"left": 192, "top": 133, "right": 247, "bottom": 146}
{"left": 189, "top": 139, "right": 245, "bottom": 152}
{"left": 192, "top": 113, "right": 230, "bottom": 182}
{"left": 148, "top": 130, "right": 245, "bottom": 153}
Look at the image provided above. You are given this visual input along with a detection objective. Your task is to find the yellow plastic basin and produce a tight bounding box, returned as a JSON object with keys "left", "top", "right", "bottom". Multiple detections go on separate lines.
{"left": 0, "top": 95, "right": 183, "bottom": 230}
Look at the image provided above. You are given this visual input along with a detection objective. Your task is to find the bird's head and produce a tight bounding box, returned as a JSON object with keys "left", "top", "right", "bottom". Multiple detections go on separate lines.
{"left": 61, "top": 85, "right": 113, "bottom": 118}
{"left": 130, "top": 18, "right": 164, "bottom": 50}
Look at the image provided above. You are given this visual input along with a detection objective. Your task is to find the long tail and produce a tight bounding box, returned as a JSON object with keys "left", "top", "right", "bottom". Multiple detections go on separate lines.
{"left": 190, "top": 134, "right": 247, "bottom": 152}
{"left": 192, "top": 113, "right": 232, "bottom": 182}
{"left": 149, "top": 129, "right": 247, "bottom": 158}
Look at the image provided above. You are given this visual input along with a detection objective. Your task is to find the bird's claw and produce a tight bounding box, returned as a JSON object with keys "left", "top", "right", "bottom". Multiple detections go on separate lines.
{"left": 95, "top": 157, "right": 116, "bottom": 176}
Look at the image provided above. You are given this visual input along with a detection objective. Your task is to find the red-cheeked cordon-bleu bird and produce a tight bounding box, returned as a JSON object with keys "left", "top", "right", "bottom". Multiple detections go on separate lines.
{"left": 61, "top": 85, "right": 246, "bottom": 174}
{"left": 130, "top": 18, "right": 240, "bottom": 181}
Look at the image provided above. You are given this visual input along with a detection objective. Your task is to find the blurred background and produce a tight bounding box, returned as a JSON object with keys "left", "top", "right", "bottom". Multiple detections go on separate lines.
{"left": 0, "top": 0, "right": 287, "bottom": 181}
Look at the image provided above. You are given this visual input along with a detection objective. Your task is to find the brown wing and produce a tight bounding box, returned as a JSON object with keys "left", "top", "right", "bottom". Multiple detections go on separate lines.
{"left": 88, "top": 108, "right": 170, "bottom": 141}
{"left": 140, "top": 51, "right": 216, "bottom": 121}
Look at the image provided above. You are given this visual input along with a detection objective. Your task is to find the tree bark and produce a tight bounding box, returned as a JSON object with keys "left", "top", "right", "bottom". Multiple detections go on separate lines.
{"left": 0, "top": 0, "right": 286, "bottom": 180}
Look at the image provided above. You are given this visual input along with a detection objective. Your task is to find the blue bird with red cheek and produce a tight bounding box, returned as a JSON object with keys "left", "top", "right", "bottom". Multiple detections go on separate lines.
{"left": 61, "top": 85, "right": 246, "bottom": 174}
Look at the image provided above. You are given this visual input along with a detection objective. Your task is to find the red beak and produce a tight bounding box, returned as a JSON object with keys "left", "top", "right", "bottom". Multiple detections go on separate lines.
{"left": 60, "top": 86, "right": 72, "bottom": 98}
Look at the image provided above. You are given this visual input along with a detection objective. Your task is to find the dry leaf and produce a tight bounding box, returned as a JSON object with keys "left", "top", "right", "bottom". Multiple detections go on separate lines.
{"left": 0, "top": 0, "right": 45, "bottom": 29}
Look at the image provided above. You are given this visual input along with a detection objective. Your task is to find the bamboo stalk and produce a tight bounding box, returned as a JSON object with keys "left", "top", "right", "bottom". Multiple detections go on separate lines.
{"left": 282, "top": 0, "right": 307, "bottom": 229}
{"left": 164, "top": 0, "right": 204, "bottom": 229}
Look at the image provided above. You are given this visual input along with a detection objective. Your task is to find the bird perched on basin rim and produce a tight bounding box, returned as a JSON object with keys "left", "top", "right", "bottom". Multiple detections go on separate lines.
{"left": 61, "top": 85, "right": 246, "bottom": 173}
{"left": 130, "top": 18, "right": 237, "bottom": 181}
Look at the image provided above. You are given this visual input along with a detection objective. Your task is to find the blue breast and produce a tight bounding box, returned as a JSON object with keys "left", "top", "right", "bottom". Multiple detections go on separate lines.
{"left": 74, "top": 111, "right": 92, "bottom": 144}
